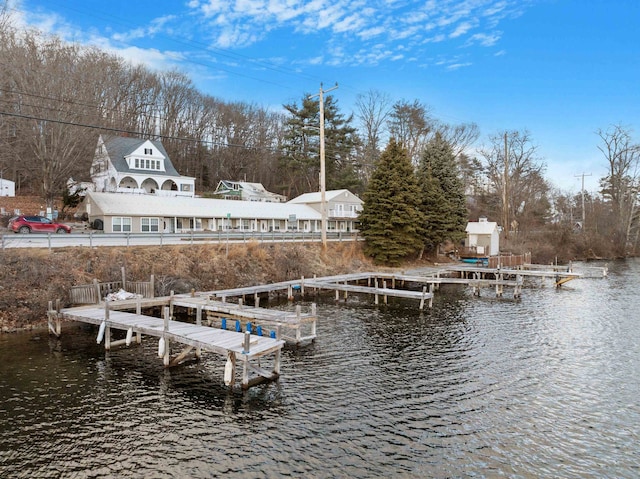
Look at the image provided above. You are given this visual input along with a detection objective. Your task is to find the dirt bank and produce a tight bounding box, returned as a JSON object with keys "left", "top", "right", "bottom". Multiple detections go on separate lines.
{"left": 0, "top": 241, "right": 404, "bottom": 333}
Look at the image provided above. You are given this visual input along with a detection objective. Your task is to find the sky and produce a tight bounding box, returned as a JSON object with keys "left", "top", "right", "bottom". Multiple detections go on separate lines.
{"left": 5, "top": 0, "right": 640, "bottom": 194}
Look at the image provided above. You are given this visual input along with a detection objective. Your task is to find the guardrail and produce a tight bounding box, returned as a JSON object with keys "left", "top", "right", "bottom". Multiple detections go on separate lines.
{"left": 0, "top": 230, "right": 361, "bottom": 250}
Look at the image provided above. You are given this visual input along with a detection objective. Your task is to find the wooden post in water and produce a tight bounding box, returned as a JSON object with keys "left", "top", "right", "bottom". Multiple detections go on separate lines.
{"left": 383, "top": 280, "right": 388, "bottom": 304}
{"left": 374, "top": 278, "right": 379, "bottom": 305}
{"left": 55, "top": 299, "right": 61, "bottom": 336}
{"left": 195, "top": 305, "right": 202, "bottom": 359}
{"left": 104, "top": 300, "right": 111, "bottom": 350}
{"left": 311, "top": 303, "right": 317, "bottom": 339}
{"left": 47, "top": 301, "right": 61, "bottom": 337}
{"left": 121, "top": 266, "right": 126, "bottom": 291}
{"left": 163, "top": 306, "right": 170, "bottom": 367}
{"left": 136, "top": 297, "right": 142, "bottom": 344}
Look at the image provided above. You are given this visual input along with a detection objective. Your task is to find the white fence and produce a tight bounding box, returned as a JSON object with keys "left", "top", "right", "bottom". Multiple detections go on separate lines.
{"left": 1, "top": 230, "right": 361, "bottom": 250}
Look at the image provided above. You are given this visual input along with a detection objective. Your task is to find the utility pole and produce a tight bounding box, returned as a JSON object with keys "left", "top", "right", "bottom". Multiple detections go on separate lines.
{"left": 310, "top": 82, "right": 338, "bottom": 249}
{"left": 502, "top": 132, "right": 509, "bottom": 239}
{"left": 575, "top": 172, "right": 592, "bottom": 228}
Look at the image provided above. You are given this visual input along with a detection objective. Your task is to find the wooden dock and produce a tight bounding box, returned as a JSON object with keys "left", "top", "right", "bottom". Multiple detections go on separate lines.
{"left": 49, "top": 262, "right": 606, "bottom": 389}
{"left": 49, "top": 301, "right": 285, "bottom": 390}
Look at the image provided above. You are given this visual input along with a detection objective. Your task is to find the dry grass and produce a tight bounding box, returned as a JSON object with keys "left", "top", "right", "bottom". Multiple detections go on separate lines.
{"left": 0, "top": 242, "right": 378, "bottom": 332}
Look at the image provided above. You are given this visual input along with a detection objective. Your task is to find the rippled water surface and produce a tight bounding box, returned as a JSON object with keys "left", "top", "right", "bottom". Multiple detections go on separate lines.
{"left": 1, "top": 260, "right": 639, "bottom": 478}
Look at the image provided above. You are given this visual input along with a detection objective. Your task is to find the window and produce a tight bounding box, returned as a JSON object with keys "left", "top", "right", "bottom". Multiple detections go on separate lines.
{"left": 112, "top": 217, "right": 132, "bottom": 232}
{"left": 180, "top": 184, "right": 191, "bottom": 191}
{"left": 141, "top": 217, "right": 159, "bottom": 232}
{"left": 144, "top": 148, "right": 153, "bottom": 155}
{"left": 135, "top": 158, "right": 140, "bottom": 168}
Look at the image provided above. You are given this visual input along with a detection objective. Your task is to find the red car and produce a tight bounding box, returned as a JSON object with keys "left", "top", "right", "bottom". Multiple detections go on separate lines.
{"left": 8, "top": 215, "right": 72, "bottom": 234}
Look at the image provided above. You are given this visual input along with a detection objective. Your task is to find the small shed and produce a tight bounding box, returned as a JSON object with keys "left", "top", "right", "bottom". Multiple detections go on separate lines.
{"left": 0, "top": 178, "right": 15, "bottom": 197}
{"left": 465, "top": 217, "right": 500, "bottom": 256}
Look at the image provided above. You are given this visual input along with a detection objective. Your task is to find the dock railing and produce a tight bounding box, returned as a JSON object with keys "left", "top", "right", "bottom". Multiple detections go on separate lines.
{"left": 69, "top": 270, "right": 155, "bottom": 305}
{"left": 488, "top": 252, "right": 531, "bottom": 269}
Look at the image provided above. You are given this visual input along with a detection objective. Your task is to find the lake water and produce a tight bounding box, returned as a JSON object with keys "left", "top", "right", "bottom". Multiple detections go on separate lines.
{"left": 0, "top": 260, "right": 638, "bottom": 478}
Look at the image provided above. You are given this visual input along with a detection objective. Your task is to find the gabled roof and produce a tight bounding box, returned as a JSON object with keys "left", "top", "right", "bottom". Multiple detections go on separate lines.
{"left": 84, "top": 192, "right": 321, "bottom": 220}
{"left": 466, "top": 220, "right": 499, "bottom": 235}
{"left": 215, "top": 181, "right": 286, "bottom": 200}
{"left": 101, "top": 135, "right": 181, "bottom": 177}
{"left": 288, "top": 189, "right": 363, "bottom": 204}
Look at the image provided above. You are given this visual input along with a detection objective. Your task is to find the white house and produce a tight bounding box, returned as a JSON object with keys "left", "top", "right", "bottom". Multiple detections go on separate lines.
{"left": 0, "top": 178, "right": 15, "bottom": 197}
{"left": 288, "top": 189, "right": 363, "bottom": 232}
{"left": 465, "top": 217, "right": 500, "bottom": 256}
{"left": 79, "top": 191, "right": 328, "bottom": 234}
{"left": 90, "top": 135, "right": 195, "bottom": 197}
{"left": 213, "top": 180, "right": 286, "bottom": 203}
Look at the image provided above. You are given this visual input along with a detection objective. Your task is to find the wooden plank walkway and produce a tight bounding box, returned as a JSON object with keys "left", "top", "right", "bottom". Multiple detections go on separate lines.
{"left": 97, "top": 294, "right": 318, "bottom": 345}
{"left": 171, "top": 295, "right": 317, "bottom": 345}
{"left": 52, "top": 303, "right": 284, "bottom": 390}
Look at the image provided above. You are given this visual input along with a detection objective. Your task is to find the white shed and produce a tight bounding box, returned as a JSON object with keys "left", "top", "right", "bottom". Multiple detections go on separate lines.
{"left": 465, "top": 217, "right": 500, "bottom": 256}
{"left": 0, "top": 178, "right": 15, "bottom": 197}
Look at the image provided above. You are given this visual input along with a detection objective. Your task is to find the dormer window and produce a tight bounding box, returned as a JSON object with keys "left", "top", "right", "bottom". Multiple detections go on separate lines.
{"left": 131, "top": 157, "right": 162, "bottom": 170}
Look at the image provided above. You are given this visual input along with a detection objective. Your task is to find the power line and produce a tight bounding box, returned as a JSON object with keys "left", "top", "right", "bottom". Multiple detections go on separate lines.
{"left": 0, "top": 110, "right": 279, "bottom": 152}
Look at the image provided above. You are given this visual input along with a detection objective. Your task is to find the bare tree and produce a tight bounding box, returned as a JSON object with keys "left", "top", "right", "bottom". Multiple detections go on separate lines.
{"left": 387, "top": 99, "right": 434, "bottom": 164}
{"left": 3, "top": 32, "right": 105, "bottom": 205}
{"left": 597, "top": 124, "right": 640, "bottom": 254}
{"left": 480, "top": 130, "right": 550, "bottom": 235}
{"left": 436, "top": 121, "right": 480, "bottom": 159}
{"left": 354, "top": 89, "right": 391, "bottom": 183}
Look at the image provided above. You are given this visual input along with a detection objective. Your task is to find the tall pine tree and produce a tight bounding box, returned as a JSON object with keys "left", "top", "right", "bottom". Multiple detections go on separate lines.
{"left": 359, "top": 139, "right": 425, "bottom": 264}
{"left": 417, "top": 132, "right": 468, "bottom": 253}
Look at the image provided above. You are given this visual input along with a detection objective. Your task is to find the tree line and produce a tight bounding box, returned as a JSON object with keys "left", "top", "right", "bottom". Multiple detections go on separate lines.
{"left": 1, "top": 9, "right": 639, "bottom": 261}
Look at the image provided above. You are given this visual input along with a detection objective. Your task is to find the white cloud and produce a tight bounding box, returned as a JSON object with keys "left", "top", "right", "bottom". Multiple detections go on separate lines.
{"left": 450, "top": 21, "right": 474, "bottom": 38}
{"left": 468, "top": 31, "right": 502, "bottom": 46}
{"left": 446, "top": 62, "right": 472, "bottom": 70}
{"left": 12, "top": 0, "right": 532, "bottom": 73}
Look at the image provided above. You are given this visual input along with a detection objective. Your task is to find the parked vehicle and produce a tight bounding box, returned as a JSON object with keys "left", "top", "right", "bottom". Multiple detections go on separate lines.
{"left": 8, "top": 215, "right": 72, "bottom": 234}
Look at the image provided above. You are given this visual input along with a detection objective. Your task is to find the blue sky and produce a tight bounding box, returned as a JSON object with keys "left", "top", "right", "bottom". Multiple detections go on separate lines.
{"left": 7, "top": 0, "right": 640, "bottom": 193}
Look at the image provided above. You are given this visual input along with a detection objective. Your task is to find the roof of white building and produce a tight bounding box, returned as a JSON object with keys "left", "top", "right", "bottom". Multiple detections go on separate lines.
{"left": 85, "top": 192, "right": 321, "bottom": 220}
{"left": 215, "top": 180, "right": 286, "bottom": 201}
{"left": 466, "top": 219, "right": 499, "bottom": 235}
{"left": 101, "top": 135, "right": 183, "bottom": 178}
{"left": 288, "top": 189, "right": 362, "bottom": 204}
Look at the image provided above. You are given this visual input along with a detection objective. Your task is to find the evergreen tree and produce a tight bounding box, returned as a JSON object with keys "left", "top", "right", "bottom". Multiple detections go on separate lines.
{"left": 417, "top": 133, "right": 468, "bottom": 252}
{"left": 278, "top": 94, "right": 361, "bottom": 197}
{"left": 359, "top": 139, "right": 425, "bottom": 264}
